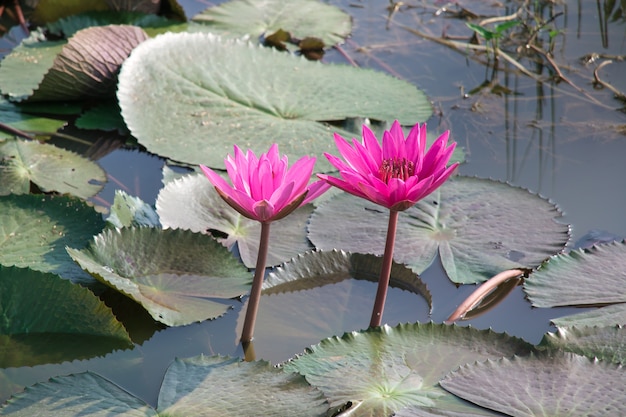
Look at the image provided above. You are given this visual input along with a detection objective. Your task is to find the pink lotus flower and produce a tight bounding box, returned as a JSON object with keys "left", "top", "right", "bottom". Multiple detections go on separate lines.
{"left": 201, "top": 144, "right": 330, "bottom": 223}
{"left": 318, "top": 120, "right": 458, "bottom": 211}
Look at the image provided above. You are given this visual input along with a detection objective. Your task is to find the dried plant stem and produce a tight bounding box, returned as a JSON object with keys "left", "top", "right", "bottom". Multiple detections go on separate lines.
{"left": 445, "top": 269, "right": 525, "bottom": 323}
{"left": 370, "top": 210, "right": 399, "bottom": 327}
{"left": 241, "top": 222, "right": 271, "bottom": 344}
{"left": 593, "top": 60, "right": 626, "bottom": 101}
{"left": 0, "top": 122, "right": 35, "bottom": 140}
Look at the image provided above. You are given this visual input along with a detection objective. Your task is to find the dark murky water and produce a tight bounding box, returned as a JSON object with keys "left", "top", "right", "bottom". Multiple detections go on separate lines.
{"left": 2, "top": 0, "right": 625, "bottom": 407}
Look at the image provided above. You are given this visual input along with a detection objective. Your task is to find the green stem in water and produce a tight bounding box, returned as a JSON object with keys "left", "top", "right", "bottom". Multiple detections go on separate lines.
{"left": 240, "top": 221, "right": 271, "bottom": 345}
{"left": 369, "top": 209, "right": 399, "bottom": 327}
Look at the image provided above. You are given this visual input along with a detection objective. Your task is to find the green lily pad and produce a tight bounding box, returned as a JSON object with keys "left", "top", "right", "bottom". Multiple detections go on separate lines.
{"left": 440, "top": 353, "right": 626, "bottom": 416}
{"left": 551, "top": 303, "right": 626, "bottom": 328}
{"left": 191, "top": 0, "right": 352, "bottom": 47}
{"left": 0, "top": 137, "right": 106, "bottom": 198}
{"left": 0, "top": 25, "right": 148, "bottom": 102}
{"left": 67, "top": 227, "right": 252, "bottom": 326}
{"left": 156, "top": 173, "right": 314, "bottom": 268}
{"left": 0, "top": 356, "right": 328, "bottom": 416}
{"left": 0, "top": 265, "right": 132, "bottom": 367}
{"left": 308, "top": 176, "right": 570, "bottom": 284}
{"left": 117, "top": 32, "right": 432, "bottom": 170}
{"left": 0, "top": 194, "right": 105, "bottom": 283}
{"left": 525, "top": 241, "right": 626, "bottom": 308}
{"left": 31, "top": 0, "right": 109, "bottom": 25}
{"left": 283, "top": 322, "right": 532, "bottom": 416}
{"left": 540, "top": 325, "right": 626, "bottom": 364}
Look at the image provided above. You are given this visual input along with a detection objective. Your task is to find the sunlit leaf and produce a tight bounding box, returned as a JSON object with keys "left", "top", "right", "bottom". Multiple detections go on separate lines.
{"left": 440, "top": 353, "right": 626, "bottom": 416}
{"left": 0, "top": 137, "right": 106, "bottom": 198}
{"left": 156, "top": 173, "right": 314, "bottom": 268}
{"left": 191, "top": 0, "right": 351, "bottom": 47}
{"left": 117, "top": 32, "right": 432, "bottom": 171}
{"left": 308, "top": 176, "right": 570, "bottom": 284}
{"left": 0, "top": 194, "right": 105, "bottom": 283}
{"left": 540, "top": 325, "right": 626, "bottom": 364}
{"left": 158, "top": 355, "right": 328, "bottom": 416}
{"left": 283, "top": 323, "right": 532, "bottom": 416}
{"left": 0, "top": 25, "right": 148, "bottom": 102}
{"left": 0, "top": 265, "right": 132, "bottom": 367}
{"left": 525, "top": 240, "right": 626, "bottom": 308}
{"left": 0, "top": 372, "right": 156, "bottom": 416}
{"left": 551, "top": 303, "right": 626, "bottom": 328}
{"left": 67, "top": 227, "right": 251, "bottom": 326}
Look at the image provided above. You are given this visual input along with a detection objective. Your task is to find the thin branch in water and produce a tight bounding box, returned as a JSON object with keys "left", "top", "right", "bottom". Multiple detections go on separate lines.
{"left": 593, "top": 60, "right": 626, "bottom": 102}
{"left": 0, "top": 122, "right": 36, "bottom": 140}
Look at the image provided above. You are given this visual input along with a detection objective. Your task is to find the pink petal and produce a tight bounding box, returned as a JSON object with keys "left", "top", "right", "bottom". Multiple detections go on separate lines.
{"left": 361, "top": 125, "right": 382, "bottom": 163}
{"left": 317, "top": 174, "right": 368, "bottom": 199}
{"left": 268, "top": 181, "right": 295, "bottom": 213}
{"left": 333, "top": 134, "right": 372, "bottom": 174}
{"left": 252, "top": 200, "right": 274, "bottom": 223}
{"left": 353, "top": 139, "right": 380, "bottom": 174}
{"left": 284, "top": 156, "right": 316, "bottom": 195}
{"left": 200, "top": 165, "right": 235, "bottom": 196}
{"left": 302, "top": 180, "right": 331, "bottom": 205}
{"left": 405, "top": 175, "right": 435, "bottom": 202}
{"left": 324, "top": 152, "right": 354, "bottom": 173}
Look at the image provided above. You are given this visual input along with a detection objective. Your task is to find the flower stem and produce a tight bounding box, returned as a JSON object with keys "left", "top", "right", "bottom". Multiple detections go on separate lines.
{"left": 370, "top": 210, "right": 399, "bottom": 327}
{"left": 240, "top": 222, "right": 271, "bottom": 344}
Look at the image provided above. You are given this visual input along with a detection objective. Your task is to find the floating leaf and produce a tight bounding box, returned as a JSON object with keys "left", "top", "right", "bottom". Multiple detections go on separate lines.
{"left": 0, "top": 25, "right": 148, "bottom": 102}
{"left": 0, "top": 138, "right": 106, "bottom": 198}
{"left": 540, "top": 326, "right": 626, "bottom": 364}
{"left": 156, "top": 173, "right": 313, "bottom": 268}
{"left": 106, "top": 190, "right": 160, "bottom": 228}
{"left": 0, "top": 356, "right": 328, "bottom": 416}
{"left": 264, "top": 250, "right": 431, "bottom": 305}
{"left": 283, "top": 322, "right": 532, "bottom": 416}
{"left": 551, "top": 303, "right": 626, "bottom": 328}
{"left": 440, "top": 353, "right": 626, "bottom": 417}
{"left": 0, "top": 371, "right": 156, "bottom": 416}
{"left": 67, "top": 227, "right": 251, "bottom": 326}
{"left": 0, "top": 265, "right": 132, "bottom": 367}
{"left": 0, "top": 194, "right": 105, "bottom": 283}
{"left": 309, "top": 176, "right": 570, "bottom": 284}
{"left": 158, "top": 355, "right": 328, "bottom": 416}
{"left": 117, "top": 32, "right": 432, "bottom": 170}
{"left": 525, "top": 240, "right": 626, "bottom": 307}
{"left": 191, "top": 0, "right": 351, "bottom": 47}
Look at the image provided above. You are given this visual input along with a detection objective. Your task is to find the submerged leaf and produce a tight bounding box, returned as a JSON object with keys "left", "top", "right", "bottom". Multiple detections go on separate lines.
{"left": 67, "top": 227, "right": 251, "bottom": 326}
{"left": 441, "top": 353, "right": 626, "bottom": 417}
{"left": 283, "top": 322, "right": 532, "bottom": 416}
{"left": 0, "top": 265, "right": 132, "bottom": 367}
{"left": 309, "top": 176, "right": 569, "bottom": 284}
{"left": 0, "top": 138, "right": 106, "bottom": 198}
{"left": 0, "top": 98, "right": 68, "bottom": 139}
{"left": 156, "top": 173, "right": 313, "bottom": 268}
{"left": 107, "top": 190, "right": 160, "bottom": 228}
{"left": 117, "top": 32, "right": 432, "bottom": 170}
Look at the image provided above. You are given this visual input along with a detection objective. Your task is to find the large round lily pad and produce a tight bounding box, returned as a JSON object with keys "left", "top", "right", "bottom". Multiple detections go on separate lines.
{"left": 117, "top": 32, "right": 432, "bottom": 171}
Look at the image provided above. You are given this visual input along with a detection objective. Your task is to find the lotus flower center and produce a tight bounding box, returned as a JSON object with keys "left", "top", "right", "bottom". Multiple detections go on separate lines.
{"left": 379, "top": 157, "right": 415, "bottom": 183}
